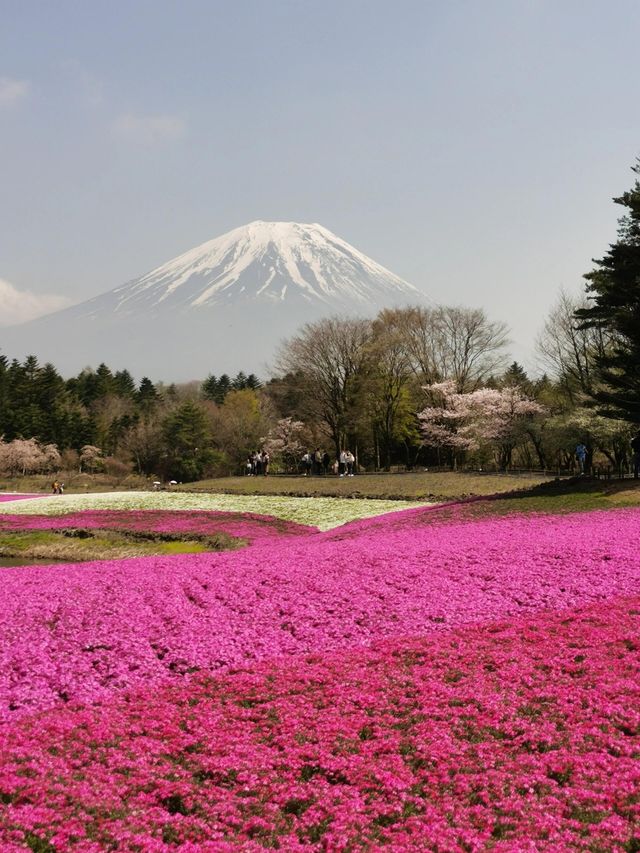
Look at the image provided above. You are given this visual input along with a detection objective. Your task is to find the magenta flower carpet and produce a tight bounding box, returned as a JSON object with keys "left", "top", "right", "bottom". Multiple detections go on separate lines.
{"left": 1, "top": 503, "right": 639, "bottom": 850}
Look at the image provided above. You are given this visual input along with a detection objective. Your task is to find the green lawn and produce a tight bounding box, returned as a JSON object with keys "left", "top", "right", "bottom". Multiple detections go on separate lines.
{"left": 0, "top": 528, "right": 241, "bottom": 564}
{"left": 180, "top": 471, "right": 553, "bottom": 501}
{"left": 415, "top": 477, "right": 640, "bottom": 525}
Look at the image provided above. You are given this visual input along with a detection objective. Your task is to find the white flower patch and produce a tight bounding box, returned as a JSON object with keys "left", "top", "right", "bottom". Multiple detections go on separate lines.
{"left": 0, "top": 491, "right": 426, "bottom": 531}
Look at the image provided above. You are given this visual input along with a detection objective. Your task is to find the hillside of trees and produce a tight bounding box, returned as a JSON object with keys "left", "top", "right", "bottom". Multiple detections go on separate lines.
{"left": 0, "top": 298, "right": 636, "bottom": 483}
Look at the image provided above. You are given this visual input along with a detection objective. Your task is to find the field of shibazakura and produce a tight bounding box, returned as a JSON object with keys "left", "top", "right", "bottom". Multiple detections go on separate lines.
{"left": 1, "top": 485, "right": 640, "bottom": 851}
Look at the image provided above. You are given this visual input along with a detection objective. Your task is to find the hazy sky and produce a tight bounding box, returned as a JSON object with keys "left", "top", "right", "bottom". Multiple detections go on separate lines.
{"left": 2, "top": 0, "right": 640, "bottom": 369}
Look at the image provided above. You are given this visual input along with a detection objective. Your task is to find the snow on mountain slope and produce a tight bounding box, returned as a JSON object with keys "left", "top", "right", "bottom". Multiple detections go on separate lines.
{"left": 71, "top": 221, "right": 421, "bottom": 317}
{"left": 1, "top": 222, "right": 428, "bottom": 379}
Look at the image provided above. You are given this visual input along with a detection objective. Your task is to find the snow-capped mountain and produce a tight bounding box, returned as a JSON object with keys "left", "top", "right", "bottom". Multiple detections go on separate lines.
{"left": 1, "top": 222, "right": 427, "bottom": 380}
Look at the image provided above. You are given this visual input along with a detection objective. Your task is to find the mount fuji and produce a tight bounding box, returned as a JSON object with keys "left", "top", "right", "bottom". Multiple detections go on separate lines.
{"left": 2, "top": 222, "right": 426, "bottom": 380}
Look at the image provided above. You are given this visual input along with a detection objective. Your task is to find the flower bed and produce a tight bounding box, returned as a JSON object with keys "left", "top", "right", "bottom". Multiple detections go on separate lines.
{"left": 0, "top": 509, "right": 315, "bottom": 547}
{"left": 0, "top": 494, "right": 43, "bottom": 503}
{"left": 1, "top": 507, "right": 639, "bottom": 721}
{"left": 0, "top": 491, "right": 423, "bottom": 530}
{"left": 1, "top": 595, "right": 638, "bottom": 851}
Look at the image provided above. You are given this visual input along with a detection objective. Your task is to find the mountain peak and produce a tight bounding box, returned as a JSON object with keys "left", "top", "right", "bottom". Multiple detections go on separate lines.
{"left": 2, "top": 221, "right": 427, "bottom": 380}
{"left": 104, "top": 220, "right": 421, "bottom": 314}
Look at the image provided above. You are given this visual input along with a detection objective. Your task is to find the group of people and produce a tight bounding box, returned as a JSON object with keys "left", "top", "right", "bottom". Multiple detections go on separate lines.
{"left": 245, "top": 450, "right": 270, "bottom": 476}
{"left": 51, "top": 481, "right": 64, "bottom": 494}
{"left": 301, "top": 448, "right": 356, "bottom": 477}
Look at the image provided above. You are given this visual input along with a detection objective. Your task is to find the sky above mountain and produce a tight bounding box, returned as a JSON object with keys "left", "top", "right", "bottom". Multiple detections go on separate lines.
{"left": 2, "top": 1, "right": 640, "bottom": 370}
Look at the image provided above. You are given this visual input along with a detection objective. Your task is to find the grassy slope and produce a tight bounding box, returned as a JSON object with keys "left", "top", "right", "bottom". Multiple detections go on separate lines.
{"left": 179, "top": 471, "right": 552, "bottom": 501}
{"left": 415, "top": 477, "right": 640, "bottom": 525}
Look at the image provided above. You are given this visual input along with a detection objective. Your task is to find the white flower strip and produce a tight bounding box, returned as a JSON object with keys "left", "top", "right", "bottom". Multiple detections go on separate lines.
{"left": 0, "top": 491, "right": 425, "bottom": 531}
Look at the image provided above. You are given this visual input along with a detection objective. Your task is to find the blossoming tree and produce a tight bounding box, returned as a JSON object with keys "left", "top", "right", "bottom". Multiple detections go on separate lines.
{"left": 418, "top": 381, "right": 546, "bottom": 468}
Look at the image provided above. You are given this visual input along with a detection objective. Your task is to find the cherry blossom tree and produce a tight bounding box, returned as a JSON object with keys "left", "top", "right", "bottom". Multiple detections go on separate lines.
{"left": 79, "top": 445, "right": 103, "bottom": 474}
{"left": 0, "top": 438, "right": 61, "bottom": 475}
{"left": 261, "top": 418, "right": 307, "bottom": 472}
{"left": 418, "top": 382, "right": 545, "bottom": 469}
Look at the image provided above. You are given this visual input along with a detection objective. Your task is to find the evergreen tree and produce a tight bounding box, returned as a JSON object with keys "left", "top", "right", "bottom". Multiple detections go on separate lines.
{"left": 217, "top": 374, "right": 231, "bottom": 399}
{"left": 113, "top": 369, "right": 136, "bottom": 398}
{"left": 577, "top": 162, "right": 640, "bottom": 421}
{"left": 201, "top": 374, "right": 219, "bottom": 401}
{"left": 502, "top": 362, "right": 532, "bottom": 393}
{"left": 232, "top": 371, "right": 247, "bottom": 390}
{"left": 245, "top": 373, "right": 262, "bottom": 390}
{"left": 161, "top": 401, "right": 213, "bottom": 481}
{"left": 138, "top": 377, "right": 160, "bottom": 410}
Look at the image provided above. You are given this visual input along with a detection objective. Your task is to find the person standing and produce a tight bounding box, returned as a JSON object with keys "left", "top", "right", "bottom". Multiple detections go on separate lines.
{"left": 631, "top": 431, "right": 640, "bottom": 479}
{"left": 262, "top": 450, "right": 270, "bottom": 476}
{"left": 339, "top": 449, "right": 347, "bottom": 477}
{"left": 346, "top": 450, "right": 355, "bottom": 477}
{"left": 322, "top": 450, "right": 330, "bottom": 475}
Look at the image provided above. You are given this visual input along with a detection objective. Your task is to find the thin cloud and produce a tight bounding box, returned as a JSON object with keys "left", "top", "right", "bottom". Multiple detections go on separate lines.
{"left": 0, "top": 77, "right": 29, "bottom": 107}
{"left": 0, "top": 278, "right": 71, "bottom": 326}
{"left": 111, "top": 112, "right": 187, "bottom": 144}
{"left": 59, "top": 59, "right": 104, "bottom": 108}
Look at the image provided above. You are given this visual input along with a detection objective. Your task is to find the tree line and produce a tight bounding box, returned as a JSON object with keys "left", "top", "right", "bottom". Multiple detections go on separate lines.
{"left": 2, "top": 162, "right": 640, "bottom": 481}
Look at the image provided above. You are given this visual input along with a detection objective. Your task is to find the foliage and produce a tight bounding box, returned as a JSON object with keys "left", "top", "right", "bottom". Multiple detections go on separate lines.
{"left": 576, "top": 162, "right": 640, "bottom": 421}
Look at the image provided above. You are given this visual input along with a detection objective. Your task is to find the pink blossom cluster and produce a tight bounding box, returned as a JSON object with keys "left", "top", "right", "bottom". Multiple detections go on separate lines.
{"left": 1, "top": 595, "right": 639, "bottom": 851}
{"left": 0, "top": 495, "right": 43, "bottom": 503}
{"left": 1, "top": 507, "right": 639, "bottom": 720}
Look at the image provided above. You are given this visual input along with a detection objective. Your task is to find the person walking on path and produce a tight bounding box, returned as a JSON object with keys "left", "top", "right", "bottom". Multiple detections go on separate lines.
{"left": 575, "top": 442, "right": 587, "bottom": 475}
{"left": 339, "top": 449, "right": 348, "bottom": 477}
{"left": 631, "top": 431, "right": 640, "bottom": 479}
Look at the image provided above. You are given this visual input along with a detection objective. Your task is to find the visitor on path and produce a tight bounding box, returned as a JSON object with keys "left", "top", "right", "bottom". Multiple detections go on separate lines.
{"left": 575, "top": 443, "right": 587, "bottom": 475}
{"left": 339, "top": 449, "right": 348, "bottom": 477}
{"left": 322, "top": 450, "right": 330, "bottom": 475}
{"left": 346, "top": 450, "right": 355, "bottom": 477}
{"left": 261, "top": 450, "right": 270, "bottom": 476}
{"left": 301, "top": 451, "right": 312, "bottom": 476}
{"left": 632, "top": 432, "right": 640, "bottom": 479}
{"left": 51, "top": 481, "right": 59, "bottom": 495}
{"left": 245, "top": 456, "right": 253, "bottom": 476}
{"left": 314, "top": 448, "right": 322, "bottom": 475}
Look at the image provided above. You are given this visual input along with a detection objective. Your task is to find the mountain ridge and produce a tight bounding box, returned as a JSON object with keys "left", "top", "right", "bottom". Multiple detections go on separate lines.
{"left": 1, "top": 221, "right": 428, "bottom": 380}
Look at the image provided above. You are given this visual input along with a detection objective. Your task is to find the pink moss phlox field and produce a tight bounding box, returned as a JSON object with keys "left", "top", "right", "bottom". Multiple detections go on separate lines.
{"left": 0, "top": 509, "right": 315, "bottom": 545}
{"left": 2, "top": 508, "right": 640, "bottom": 720}
{"left": 1, "top": 597, "right": 639, "bottom": 851}
{"left": 0, "top": 495, "right": 43, "bottom": 503}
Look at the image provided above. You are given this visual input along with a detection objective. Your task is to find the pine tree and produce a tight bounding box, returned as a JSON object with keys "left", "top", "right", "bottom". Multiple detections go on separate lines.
{"left": 138, "top": 377, "right": 159, "bottom": 410}
{"left": 215, "top": 374, "right": 232, "bottom": 404}
{"left": 577, "top": 162, "right": 640, "bottom": 421}
{"left": 232, "top": 371, "right": 247, "bottom": 390}
{"left": 113, "top": 369, "right": 137, "bottom": 398}
{"left": 201, "top": 374, "right": 219, "bottom": 401}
